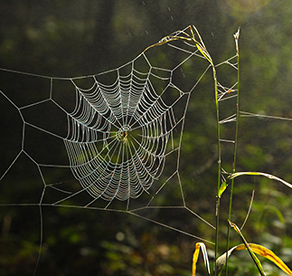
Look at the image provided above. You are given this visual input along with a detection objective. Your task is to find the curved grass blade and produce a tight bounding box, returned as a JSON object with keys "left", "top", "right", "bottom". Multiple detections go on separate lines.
{"left": 229, "top": 220, "right": 266, "bottom": 276}
{"left": 236, "top": 243, "right": 292, "bottom": 276}
{"left": 192, "top": 242, "right": 210, "bottom": 276}
{"left": 230, "top": 172, "right": 292, "bottom": 188}
{"left": 217, "top": 242, "right": 292, "bottom": 276}
{"left": 219, "top": 171, "right": 292, "bottom": 198}
{"left": 216, "top": 245, "right": 238, "bottom": 274}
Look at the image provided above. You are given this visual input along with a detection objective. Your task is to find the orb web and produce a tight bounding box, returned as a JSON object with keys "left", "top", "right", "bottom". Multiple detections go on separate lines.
{"left": 0, "top": 27, "right": 216, "bottom": 212}
{"left": 0, "top": 28, "right": 248, "bottom": 275}
{"left": 64, "top": 58, "right": 182, "bottom": 203}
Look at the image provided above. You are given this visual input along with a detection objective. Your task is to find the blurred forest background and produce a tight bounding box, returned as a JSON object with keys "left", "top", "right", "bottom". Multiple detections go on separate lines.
{"left": 1, "top": 0, "right": 292, "bottom": 275}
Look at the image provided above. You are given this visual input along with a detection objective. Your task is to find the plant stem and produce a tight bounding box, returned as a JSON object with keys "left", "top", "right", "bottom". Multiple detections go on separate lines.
{"left": 225, "top": 28, "right": 240, "bottom": 276}
{"left": 212, "top": 61, "right": 221, "bottom": 276}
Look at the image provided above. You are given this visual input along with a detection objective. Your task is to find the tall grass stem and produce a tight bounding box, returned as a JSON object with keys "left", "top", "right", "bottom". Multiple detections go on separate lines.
{"left": 225, "top": 29, "right": 240, "bottom": 276}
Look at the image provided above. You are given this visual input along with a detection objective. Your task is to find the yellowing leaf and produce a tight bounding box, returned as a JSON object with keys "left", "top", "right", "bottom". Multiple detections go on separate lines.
{"left": 236, "top": 243, "right": 292, "bottom": 276}
{"left": 192, "top": 242, "right": 210, "bottom": 276}
{"left": 229, "top": 221, "right": 292, "bottom": 275}
{"left": 192, "top": 243, "right": 200, "bottom": 276}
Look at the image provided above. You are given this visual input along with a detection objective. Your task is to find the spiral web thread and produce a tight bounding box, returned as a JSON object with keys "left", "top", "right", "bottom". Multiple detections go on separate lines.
{"left": 64, "top": 60, "right": 179, "bottom": 205}
{"left": 0, "top": 25, "right": 268, "bottom": 260}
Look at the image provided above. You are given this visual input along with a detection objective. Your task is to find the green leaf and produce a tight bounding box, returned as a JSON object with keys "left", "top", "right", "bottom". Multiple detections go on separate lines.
{"left": 218, "top": 181, "right": 228, "bottom": 198}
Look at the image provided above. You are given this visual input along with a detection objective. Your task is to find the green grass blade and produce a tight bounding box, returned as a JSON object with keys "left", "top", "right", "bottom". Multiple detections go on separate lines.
{"left": 229, "top": 220, "right": 266, "bottom": 276}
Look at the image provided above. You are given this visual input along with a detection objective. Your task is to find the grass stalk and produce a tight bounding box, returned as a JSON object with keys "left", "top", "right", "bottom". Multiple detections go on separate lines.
{"left": 210, "top": 60, "right": 221, "bottom": 276}
{"left": 225, "top": 29, "right": 240, "bottom": 276}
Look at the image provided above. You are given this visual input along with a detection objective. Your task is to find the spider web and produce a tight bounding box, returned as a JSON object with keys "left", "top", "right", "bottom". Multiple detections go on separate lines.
{"left": 0, "top": 26, "right": 258, "bottom": 273}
